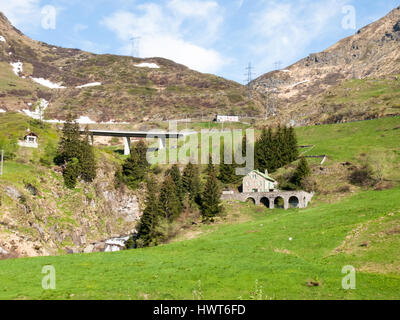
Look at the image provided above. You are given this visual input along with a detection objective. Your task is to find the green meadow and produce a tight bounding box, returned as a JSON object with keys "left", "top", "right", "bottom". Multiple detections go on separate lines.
{"left": 0, "top": 188, "right": 399, "bottom": 300}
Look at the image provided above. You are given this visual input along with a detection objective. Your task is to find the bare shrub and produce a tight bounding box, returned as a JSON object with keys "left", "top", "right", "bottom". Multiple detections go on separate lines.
{"left": 348, "top": 164, "right": 376, "bottom": 187}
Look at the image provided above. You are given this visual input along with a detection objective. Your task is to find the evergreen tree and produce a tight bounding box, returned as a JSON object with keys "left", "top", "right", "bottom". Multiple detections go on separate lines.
{"left": 166, "top": 165, "right": 184, "bottom": 206}
{"left": 134, "top": 176, "right": 163, "bottom": 248}
{"left": 205, "top": 154, "right": 216, "bottom": 176}
{"left": 122, "top": 140, "right": 150, "bottom": 189}
{"left": 159, "top": 175, "right": 182, "bottom": 221}
{"left": 288, "top": 126, "right": 299, "bottom": 162}
{"left": 182, "top": 162, "right": 201, "bottom": 204}
{"left": 274, "top": 125, "right": 285, "bottom": 169}
{"left": 55, "top": 113, "right": 81, "bottom": 165}
{"left": 255, "top": 127, "right": 275, "bottom": 173}
{"left": 291, "top": 157, "right": 311, "bottom": 187}
{"left": 63, "top": 157, "right": 80, "bottom": 189}
{"left": 79, "top": 127, "right": 97, "bottom": 183}
{"left": 218, "top": 148, "right": 238, "bottom": 184}
{"left": 201, "top": 171, "right": 222, "bottom": 221}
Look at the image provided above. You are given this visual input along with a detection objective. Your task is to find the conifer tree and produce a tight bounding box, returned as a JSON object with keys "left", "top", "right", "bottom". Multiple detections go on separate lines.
{"left": 288, "top": 126, "right": 299, "bottom": 162}
{"left": 182, "top": 162, "right": 201, "bottom": 203}
{"left": 55, "top": 113, "right": 81, "bottom": 165}
{"left": 218, "top": 148, "right": 237, "bottom": 184}
{"left": 134, "top": 176, "right": 163, "bottom": 248}
{"left": 122, "top": 140, "right": 150, "bottom": 189}
{"left": 205, "top": 154, "right": 216, "bottom": 176}
{"left": 159, "top": 175, "right": 182, "bottom": 221}
{"left": 166, "top": 165, "right": 185, "bottom": 206}
{"left": 201, "top": 171, "right": 222, "bottom": 221}
{"left": 255, "top": 127, "right": 275, "bottom": 173}
{"left": 291, "top": 157, "right": 311, "bottom": 187}
{"left": 63, "top": 157, "right": 80, "bottom": 189}
{"left": 80, "top": 127, "right": 97, "bottom": 183}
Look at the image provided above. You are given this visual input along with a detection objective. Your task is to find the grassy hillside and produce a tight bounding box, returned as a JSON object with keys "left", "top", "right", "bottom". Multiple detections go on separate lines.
{"left": 0, "top": 116, "right": 399, "bottom": 299}
{"left": 266, "top": 76, "right": 400, "bottom": 127}
{"left": 0, "top": 187, "right": 399, "bottom": 300}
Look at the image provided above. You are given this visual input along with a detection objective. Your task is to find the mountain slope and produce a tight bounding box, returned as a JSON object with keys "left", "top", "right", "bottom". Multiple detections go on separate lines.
{"left": 252, "top": 6, "right": 400, "bottom": 125}
{"left": 0, "top": 12, "right": 263, "bottom": 123}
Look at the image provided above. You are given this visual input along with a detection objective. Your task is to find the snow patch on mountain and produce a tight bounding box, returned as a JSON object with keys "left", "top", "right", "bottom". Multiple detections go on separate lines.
{"left": 76, "top": 116, "right": 96, "bottom": 124}
{"left": 10, "top": 62, "right": 23, "bottom": 76}
{"left": 0, "top": 109, "right": 6, "bottom": 113}
{"left": 134, "top": 63, "right": 160, "bottom": 69}
{"left": 291, "top": 80, "right": 310, "bottom": 88}
{"left": 76, "top": 82, "right": 102, "bottom": 89}
{"left": 0, "top": 35, "right": 5, "bottom": 42}
{"left": 31, "top": 78, "right": 66, "bottom": 89}
{"left": 22, "top": 99, "right": 49, "bottom": 120}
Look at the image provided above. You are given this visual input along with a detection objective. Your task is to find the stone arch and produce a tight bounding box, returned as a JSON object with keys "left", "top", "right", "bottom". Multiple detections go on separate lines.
{"left": 260, "top": 197, "right": 270, "bottom": 208}
{"left": 274, "top": 197, "right": 285, "bottom": 209}
{"left": 289, "top": 196, "right": 300, "bottom": 208}
{"left": 246, "top": 197, "right": 256, "bottom": 205}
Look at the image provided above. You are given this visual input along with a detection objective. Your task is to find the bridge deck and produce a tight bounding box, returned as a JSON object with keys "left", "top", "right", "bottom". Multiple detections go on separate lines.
{"left": 79, "top": 130, "right": 184, "bottom": 138}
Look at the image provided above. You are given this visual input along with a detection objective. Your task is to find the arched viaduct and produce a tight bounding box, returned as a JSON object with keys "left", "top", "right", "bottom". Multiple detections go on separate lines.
{"left": 221, "top": 191, "right": 314, "bottom": 210}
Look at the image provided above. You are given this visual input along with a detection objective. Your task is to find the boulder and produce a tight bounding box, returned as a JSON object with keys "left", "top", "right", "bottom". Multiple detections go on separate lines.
{"left": 84, "top": 244, "right": 95, "bottom": 254}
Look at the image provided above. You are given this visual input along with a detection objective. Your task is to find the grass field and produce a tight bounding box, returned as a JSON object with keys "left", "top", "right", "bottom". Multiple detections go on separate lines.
{"left": 0, "top": 187, "right": 399, "bottom": 300}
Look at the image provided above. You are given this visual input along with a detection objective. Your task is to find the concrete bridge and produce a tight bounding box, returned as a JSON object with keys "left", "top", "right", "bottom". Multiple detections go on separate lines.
{"left": 221, "top": 191, "right": 314, "bottom": 210}
{"left": 80, "top": 130, "right": 185, "bottom": 155}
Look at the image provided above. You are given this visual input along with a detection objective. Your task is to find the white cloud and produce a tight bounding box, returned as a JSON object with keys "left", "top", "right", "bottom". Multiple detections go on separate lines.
{"left": 101, "top": 1, "right": 228, "bottom": 74}
{"left": 249, "top": 0, "right": 351, "bottom": 71}
{"left": 0, "top": 0, "right": 42, "bottom": 28}
{"left": 73, "top": 23, "right": 88, "bottom": 33}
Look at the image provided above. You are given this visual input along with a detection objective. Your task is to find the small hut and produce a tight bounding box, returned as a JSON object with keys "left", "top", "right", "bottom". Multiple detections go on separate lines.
{"left": 18, "top": 132, "right": 39, "bottom": 148}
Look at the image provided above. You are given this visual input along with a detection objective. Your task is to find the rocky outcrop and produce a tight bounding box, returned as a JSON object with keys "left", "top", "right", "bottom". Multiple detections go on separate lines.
{"left": 0, "top": 154, "right": 142, "bottom": 258}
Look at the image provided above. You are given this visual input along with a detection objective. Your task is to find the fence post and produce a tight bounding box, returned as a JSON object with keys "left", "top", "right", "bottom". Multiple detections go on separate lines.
{"left": 0, "top": 149, "right": 4, "bottom": 176}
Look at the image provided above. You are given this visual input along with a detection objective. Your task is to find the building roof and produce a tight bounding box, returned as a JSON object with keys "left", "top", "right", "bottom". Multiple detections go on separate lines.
{"left": 24, "top": 132, "right": 38, "bottom": 138}
{"left": 249, "top": 170, "right": 276, "bottom": 182}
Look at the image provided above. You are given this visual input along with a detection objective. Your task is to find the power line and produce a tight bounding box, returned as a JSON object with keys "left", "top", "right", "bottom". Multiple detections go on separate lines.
{"left": 244, "top": 62, "right": 254, "bottom": 99}
{"left": 130, "top": 36, "right": 141, "bottom": 58}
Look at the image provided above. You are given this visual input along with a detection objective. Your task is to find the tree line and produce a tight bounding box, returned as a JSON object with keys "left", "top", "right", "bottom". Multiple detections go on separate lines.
{"left": 125, "top": 159, "right": 222, "bottom": 249}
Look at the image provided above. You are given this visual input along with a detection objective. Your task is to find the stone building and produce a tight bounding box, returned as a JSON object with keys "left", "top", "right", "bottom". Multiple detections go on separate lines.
{"left": 243, "top": 170, "right": 277, "bottom": 193}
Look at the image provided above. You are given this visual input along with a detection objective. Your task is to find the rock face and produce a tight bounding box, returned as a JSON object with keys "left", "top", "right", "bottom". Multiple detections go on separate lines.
{"left": 252, "top": 7, "right": 400, "bottom": 125}
{"left": 0, "top": 153, "right": 142, "bottom": 259}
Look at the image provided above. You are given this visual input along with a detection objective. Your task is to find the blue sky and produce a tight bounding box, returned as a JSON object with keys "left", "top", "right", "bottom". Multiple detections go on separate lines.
{"left": 0, "top": 0, "right": 398, "bottom": 82}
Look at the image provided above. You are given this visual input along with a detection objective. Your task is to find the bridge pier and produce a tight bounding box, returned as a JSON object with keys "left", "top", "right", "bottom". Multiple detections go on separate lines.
{"left": 123, "top": 137, "right": 131, "bottom": 156}
{"left": 270, "top": 198, "right": 275, "bottom": 209}
{"left": 158, "top": 136, "right": 167, "bottom": 150}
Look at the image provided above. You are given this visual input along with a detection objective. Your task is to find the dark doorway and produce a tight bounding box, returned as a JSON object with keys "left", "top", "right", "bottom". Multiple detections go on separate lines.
{"left": 274, "top": 197, "right": 285, "bottom": 209}
{"left": 289, "top": 196, "right": 299, "bottom": 208}
{"left": 260, "top": 197, "right": 270, "bottom": 208}
{"left": 246, "top": 198, "right": 256, "bottom": 205}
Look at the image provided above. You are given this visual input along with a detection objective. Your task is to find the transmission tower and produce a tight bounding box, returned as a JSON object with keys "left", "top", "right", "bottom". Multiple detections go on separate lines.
{"left": 264, "top": 83, "right": 278, "bottom": 120}
{"left": 274, "top": 61, "right": 282, "bottom": 70}
{"left": 130, "top": 36, "right": 141, "bottom": 58}
{"left": 244, "top": 62, "right": 254, "bottom": 99}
